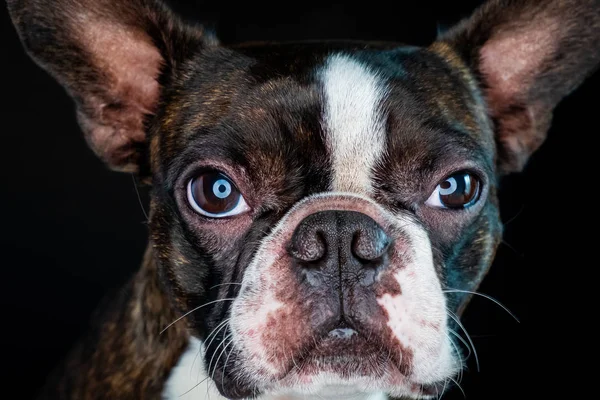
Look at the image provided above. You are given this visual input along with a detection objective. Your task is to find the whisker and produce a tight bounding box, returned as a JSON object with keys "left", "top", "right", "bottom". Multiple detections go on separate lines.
{"left": 443, "top": 289, "right": 520, "bottom": 322}
{"left": 131, "top": 174, "right": 149, "bottom": 222}
{"left": 204, "top": 319, "right": 231, "bottom": 354}
{"left": 208, "top": 332, "right": 233, "bottom": 382}
{"left": 221, "top": 338, "right": 236, "bottom": 383}
{"left": 206, "top": 371, "right": 212, "bottom": 400}
{"left": 160, "top": 298, "right": 236, "bottom": 335}
{"left": 190, "top": 340, "right": 203, "bottom": 381}
{"left": 500, "top": 239, "right": 523, "bottom": 257}
{"left": 502, "top": 204, "right": 525, "bottom": 227}
{"left": 190, "top": 319, "right": 230, "bottom": 380}
{"left": 440, "top": 378, "right": 449, "bottom": 400}
{"left": 448, "top": 377, "right": 466, "bottom": 399}
{"left": 433, "top": 381, "right": 440, "bottom": 400}
{"left": 212, "top": 334, "right": 234, "bottom": 383}
{"left": 178, "top": 376, "right": 211, "bottom": 397}
{"left": 200, "top": 324, "right": 232, "bottom": 385}
{"left": 448, "top": 328, "right": 472, "bottom": 360}
{"left": 209, "top": 282, "right": 242, "bottom": 290}
{"left": 445, "top": 331, "right": 464, "bottom": 383}
{"left": 447, "top": 310, "right": 480, "bottom": 372}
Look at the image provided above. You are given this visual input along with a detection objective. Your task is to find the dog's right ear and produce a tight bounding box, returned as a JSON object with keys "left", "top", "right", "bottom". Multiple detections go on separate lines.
{"left": 434, "top": 0, "right": 600, "bottom": 175}
{"left": 7, "top": 0, "right": 217, "bottom": 173}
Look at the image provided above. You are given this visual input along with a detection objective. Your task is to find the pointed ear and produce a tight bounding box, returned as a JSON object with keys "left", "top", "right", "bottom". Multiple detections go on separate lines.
{"left": 7, "top": 0, "right": 218, "bottom": 173}
{"left": 435, "top": 0, "right": 600, "bottom": 174}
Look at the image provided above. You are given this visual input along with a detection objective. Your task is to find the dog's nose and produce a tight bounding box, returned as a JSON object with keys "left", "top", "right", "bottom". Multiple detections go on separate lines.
{"left": 288, "top": 211, "right": 391, "bottom": 283}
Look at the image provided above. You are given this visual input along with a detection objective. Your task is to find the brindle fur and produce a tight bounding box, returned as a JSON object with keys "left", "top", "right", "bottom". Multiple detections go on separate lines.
{"left": 6, "top": 0, "right": 600, "bottom": 398}
{"left": 38, "top": 249, "right": 188, "bottom": 399}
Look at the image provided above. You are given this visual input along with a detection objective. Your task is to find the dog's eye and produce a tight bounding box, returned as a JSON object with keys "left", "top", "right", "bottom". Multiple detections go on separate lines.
{"left": 187, "top": 172, "right": 249, "bottom": 218}
{"left": 425, "top": 172, "right": 481, "bottom": 209}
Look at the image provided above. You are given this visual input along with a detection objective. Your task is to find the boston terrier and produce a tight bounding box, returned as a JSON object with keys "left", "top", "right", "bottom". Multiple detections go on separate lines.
{"left": 6, "top": 0, "right": 599, "bottom": 398}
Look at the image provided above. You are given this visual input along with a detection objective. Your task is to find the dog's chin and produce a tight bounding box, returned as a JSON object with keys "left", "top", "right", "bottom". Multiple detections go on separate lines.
{"left": 253, "top": 333, "right": 452, "bottom": 400}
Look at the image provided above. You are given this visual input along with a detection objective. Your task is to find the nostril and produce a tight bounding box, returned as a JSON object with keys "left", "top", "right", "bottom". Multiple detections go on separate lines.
{"left": 352, "top": 228, "right": 391, "bottom": 262}
{"left": 289, "top": 229, "right": 327, "bottom": 262}
{"left": 289, "top": 211, "right": 391, "bottom": 274}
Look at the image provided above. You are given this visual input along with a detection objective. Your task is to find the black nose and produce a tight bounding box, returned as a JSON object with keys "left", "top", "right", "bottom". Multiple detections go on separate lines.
{"left": 288, "top": 211, "right": 391, "bottom": 282}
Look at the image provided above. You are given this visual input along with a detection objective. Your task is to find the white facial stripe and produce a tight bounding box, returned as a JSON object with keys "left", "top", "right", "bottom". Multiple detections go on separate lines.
{"left": 320, "top": 54, "right": 388, "bottom": 194}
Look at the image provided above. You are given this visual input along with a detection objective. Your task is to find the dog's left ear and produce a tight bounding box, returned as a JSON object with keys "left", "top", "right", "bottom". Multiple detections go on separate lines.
{"left": 435, "top": 0, "right": 600, "bottom": 174}
{"left": 6, "top": 0, "right": 218, "bottom": 174}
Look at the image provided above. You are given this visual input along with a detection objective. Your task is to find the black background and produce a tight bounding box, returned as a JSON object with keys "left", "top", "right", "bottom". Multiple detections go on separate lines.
{"left": 1, "top": 0, "right": 596, "bottom": 398}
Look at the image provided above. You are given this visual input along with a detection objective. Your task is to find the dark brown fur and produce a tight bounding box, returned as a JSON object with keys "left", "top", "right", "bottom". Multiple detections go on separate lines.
{"left": 6, "top": 0, "right": 600, "bottom": 398}
{"left": 38, "top": 250, "right": 189, "bottom": 398}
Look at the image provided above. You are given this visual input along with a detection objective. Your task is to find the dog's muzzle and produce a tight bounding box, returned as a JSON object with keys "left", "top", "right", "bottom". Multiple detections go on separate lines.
{"left": 227, "top": 193, "right": 456, "bottom": 398}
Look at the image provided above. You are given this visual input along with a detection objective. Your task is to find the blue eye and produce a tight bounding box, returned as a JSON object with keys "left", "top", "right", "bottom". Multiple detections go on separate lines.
{"left": 425, "top": 172, "right": 481, "bottom": 209}
{"left": 187, "top": 172, "right": 249, "bottom": 218}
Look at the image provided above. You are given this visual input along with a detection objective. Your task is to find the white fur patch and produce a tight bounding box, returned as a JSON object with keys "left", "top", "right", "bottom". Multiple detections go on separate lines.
{"left": 227, "top": 192, "right": 456, "bottom": 398}
{"left": 263, "top": 387, "right": 388, "bottom": 400}
{"left": 375, "top": 218, "right": 454, "bottom": 384}
{"left": 163, "top": 337, "right": 227, "bottom": 400}
{"left": 164, "top": 337, "right": 388, "bottom": 400}
{"left": 320, "top": 54, "right": 388, "bottom": 194}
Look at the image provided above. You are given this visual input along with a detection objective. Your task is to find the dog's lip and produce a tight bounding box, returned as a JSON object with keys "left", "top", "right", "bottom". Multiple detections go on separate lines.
{"left": 278, "top": 333, "right": 446, "bottom": 398}
{"left": 309, "top": 333, "right": 378, "bottom": 358}
{"left": 269, "top": 329, "right": 449, "bottom": 398}
{"left": 327, "top": 327, "right": 358, "bottom": 339}
{"left": 282, "top": 330, "right": 387, "bottom": 377}
{"left": 305, "top": 320, "right": 377, "bottom": 356}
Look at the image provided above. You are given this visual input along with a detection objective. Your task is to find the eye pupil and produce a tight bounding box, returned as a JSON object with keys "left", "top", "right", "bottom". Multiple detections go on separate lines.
{"left": 213, "top": 179, "right": 232, "bottom": 199}
{"left": 188, "top": 172, "right": 243, "bottom": 216}
{"left": 439, "top": 177, "right": 458, "bottom": 196}
{"left": 436, "top": 172, "right": 480, "bottom": 209}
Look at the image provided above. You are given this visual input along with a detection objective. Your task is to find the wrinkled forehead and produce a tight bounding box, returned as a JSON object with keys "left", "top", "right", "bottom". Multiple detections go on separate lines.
{"left": 153, "top": 42, "right": 495, "bottom": 189}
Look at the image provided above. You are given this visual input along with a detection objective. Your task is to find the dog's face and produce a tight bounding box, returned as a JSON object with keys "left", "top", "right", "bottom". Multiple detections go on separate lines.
{"left": 7, "top": 0, "right": 599, "bottom": 398}
{"left": 150, "top": 43, "right": 500, "bottom": 398}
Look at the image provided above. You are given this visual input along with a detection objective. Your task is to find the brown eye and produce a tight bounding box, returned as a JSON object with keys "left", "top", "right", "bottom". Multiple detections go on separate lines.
{"left": 425, "top": 172, "right": 481, "bottom": 209}
{"left": 186, "top": 172, "right": 248, "bottom": 217}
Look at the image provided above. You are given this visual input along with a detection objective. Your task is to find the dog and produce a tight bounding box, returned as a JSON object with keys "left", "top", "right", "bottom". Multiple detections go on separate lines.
{"left": 6, "top": 0, "right": 599, "bottom": 398}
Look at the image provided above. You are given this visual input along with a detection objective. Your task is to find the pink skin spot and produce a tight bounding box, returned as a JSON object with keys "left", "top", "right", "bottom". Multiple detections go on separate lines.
{"left": 418, "top": 319, "right": 441, "bottom": 330}
{"left": 410, "top": 383, "right": 421, "bottom": 392}
{"left": 232, "top": 193, "right": 449, "bottom": 385}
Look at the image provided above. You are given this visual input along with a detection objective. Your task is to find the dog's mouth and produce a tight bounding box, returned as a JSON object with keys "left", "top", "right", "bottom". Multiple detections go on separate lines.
{"left": 290, "top": 328, "right": 387, "bottom": 374}
{"left": 274, "top": 322, "right": 444, "bottom": 398}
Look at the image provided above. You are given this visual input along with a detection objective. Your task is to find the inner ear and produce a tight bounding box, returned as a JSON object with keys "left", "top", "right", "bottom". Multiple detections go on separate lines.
{"left": 82, "top": 19, "right": 163, "bottom": 116}
{"left": 7, "top": 0, "right": 217, "bottom": 174}
{"left": 478, "top": 21, "right": 562, "bottom": 172}
{"left": 479, "top": 18, "right": 561, "bottom": 171}
{"left": 434, "top": 0, "right": 600, "bottom": 175}
{"left": 479, "top": 20, "right": 559, "bottom": 105}
{"left": 75, "top": 20, "right": 164, "bottom": 173}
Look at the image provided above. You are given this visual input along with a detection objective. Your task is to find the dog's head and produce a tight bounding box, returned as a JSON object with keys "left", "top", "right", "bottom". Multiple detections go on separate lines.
{"left": 8, "top": 0, "right": 599, "bottom": 398}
